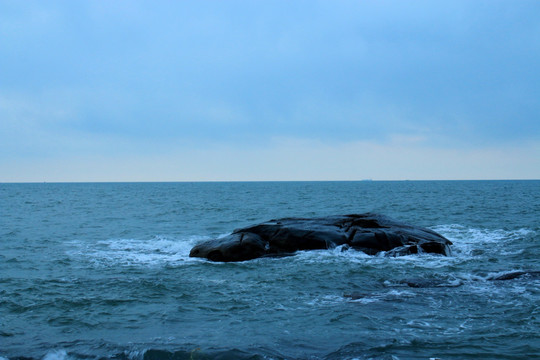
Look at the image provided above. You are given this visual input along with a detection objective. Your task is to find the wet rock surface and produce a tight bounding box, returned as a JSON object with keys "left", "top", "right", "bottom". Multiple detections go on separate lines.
{"left": 189, "top": 213, "right": 452, "bottom": 262}
{"left": 391, "top": 271, "right": 540, "bottom": 290}
{"left": 487, "top": 270, "right": 540, "bottom": 281}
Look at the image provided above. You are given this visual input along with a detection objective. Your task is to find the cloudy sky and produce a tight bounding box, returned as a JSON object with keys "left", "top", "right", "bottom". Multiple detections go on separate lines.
{"left": 1, "top": 0, "right": 539, "bottom": 181}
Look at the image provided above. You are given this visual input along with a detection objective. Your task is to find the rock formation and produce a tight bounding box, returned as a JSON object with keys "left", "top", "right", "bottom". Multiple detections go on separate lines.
{"left": 189, "top": 213, "right": 452, "bottom": 262}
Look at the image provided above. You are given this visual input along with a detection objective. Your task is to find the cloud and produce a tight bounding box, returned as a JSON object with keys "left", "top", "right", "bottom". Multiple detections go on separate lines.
{"left": 1, "top": 0, "right": 539, "bottom": 181}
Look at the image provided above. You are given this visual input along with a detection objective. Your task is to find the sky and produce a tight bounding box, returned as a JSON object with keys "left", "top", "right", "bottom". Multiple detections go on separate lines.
{"left": 1, "top": 0, "right": 539, "bottom": 181}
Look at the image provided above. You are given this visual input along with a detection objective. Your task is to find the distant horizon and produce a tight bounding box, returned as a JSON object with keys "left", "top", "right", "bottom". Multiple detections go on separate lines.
{"left": 2, "top": 178, "right": 539, "bottom": 184}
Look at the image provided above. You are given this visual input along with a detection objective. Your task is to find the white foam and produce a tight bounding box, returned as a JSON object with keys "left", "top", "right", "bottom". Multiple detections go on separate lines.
{"left": 66, "top": 235, "right": 209, "bottom": 267}
{"left": 348, "top": 296, "right": 379, "bottom": 304}
{"left": 294, "top": 246, "right": 371, "bottom": 264}
{"left": 279, "top": 245, "right": 459, "bottom": 274}
{"left": 434, "top": 224, "right": 534, "bottom": 245}
{"left": 348, "top": 290, "right": 417, "bottom": 305}
{"left": 306, "top": 294, "right": 346, "bottom": 306}
{"left": 42, "top": 350, "right": 68, "bottom": 360}
{"left": 406, "top": 319, "right": 436, "bottom": 329}
{"left": 433, "top": 224, "right": 535, "bottom": 258}
{"left": 124, "top": 350, "right": 145, "bottom": 360}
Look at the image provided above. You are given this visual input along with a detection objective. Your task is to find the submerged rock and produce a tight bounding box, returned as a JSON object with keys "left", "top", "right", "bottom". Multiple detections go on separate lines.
{"left": 189, "top": 213, "right": 452, "bottom": 262}
{"left": 394, "top": 270, "right": 540, "bottom": 289}
{"left": 398, "top": 278, "right": 464, "bottom": 288}
{"left": 488, "top": 270, "right": 540, "bottom": 281}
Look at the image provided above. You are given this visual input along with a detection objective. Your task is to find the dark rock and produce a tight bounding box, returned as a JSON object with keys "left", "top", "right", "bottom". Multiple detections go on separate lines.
{"left": 398, "top": 278, "right": 463, "bottom": 288}
{"left": 343, "top": 292, "right": 369, "bottom": 300}
{"left": 189, "top": 213, "right": 452, "bottom": 262}
{"left": 396, "top": 271, "right": 540, "bottom": 289}
{"left": 489, "top": 270, "right": 540, "bottom": 281}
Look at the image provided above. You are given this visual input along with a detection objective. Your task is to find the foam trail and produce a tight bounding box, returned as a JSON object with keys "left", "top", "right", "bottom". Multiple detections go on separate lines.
{"left": 42, "top": 350, "right": 68, "bottom": 360}
{"left": 65, "top": 235, "right": 211, "bottom": 267}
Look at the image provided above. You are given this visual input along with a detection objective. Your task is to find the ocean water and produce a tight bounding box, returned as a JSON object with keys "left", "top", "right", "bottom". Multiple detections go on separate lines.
{"left": 1, "top": 181, "right": 539, "bottom": 360}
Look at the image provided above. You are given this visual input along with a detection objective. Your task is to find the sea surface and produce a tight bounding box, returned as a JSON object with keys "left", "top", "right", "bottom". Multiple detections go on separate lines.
{"left": 1, "top": 181, "right": 539, "bottom": 360}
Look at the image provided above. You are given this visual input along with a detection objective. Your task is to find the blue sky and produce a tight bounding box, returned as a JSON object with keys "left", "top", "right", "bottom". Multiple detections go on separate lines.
{"left": 1, "top": 0, "right": 539, "bottom": 181}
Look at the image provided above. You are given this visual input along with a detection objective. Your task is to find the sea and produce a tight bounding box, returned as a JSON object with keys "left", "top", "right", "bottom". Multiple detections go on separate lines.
{"left": 1, "top": 181, "right": 539, "bottom": 360}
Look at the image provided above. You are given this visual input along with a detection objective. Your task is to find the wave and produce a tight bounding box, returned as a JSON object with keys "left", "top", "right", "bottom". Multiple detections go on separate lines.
{"left": 64, "top": 225, "right": 538, "bottom": 270}
{"left": 4, "top": 347, "right": 281, "bottom": 360}
{"left": 0, "top": 346, "right": 444, "bottom": 360}
{"left": 433, "top": 224, "right": 535, "bottom": 250}
{"left": 65, "top": 235, "right": 211, "bottom": 267}
{"left": 7, "top": 337, "right": 534, "bottom": 360}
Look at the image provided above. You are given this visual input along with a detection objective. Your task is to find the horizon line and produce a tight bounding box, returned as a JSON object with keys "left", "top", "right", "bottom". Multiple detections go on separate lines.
{"left": 1, "top": 179, "right": 539, "bottom": 184}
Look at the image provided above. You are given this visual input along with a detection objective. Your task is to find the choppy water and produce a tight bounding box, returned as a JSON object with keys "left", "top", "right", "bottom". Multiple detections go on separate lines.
{"left": 1, "top": 181, "right": 539, "bottom": 360}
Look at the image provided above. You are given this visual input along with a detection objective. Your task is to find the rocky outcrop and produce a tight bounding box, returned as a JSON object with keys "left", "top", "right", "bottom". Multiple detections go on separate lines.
{"left": 189, "top": 213, "right": 452, "bottom": 262}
